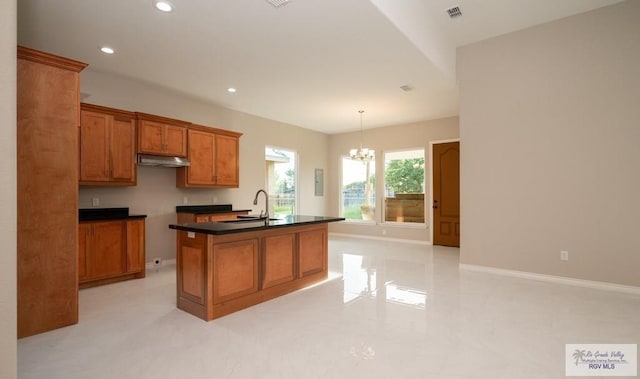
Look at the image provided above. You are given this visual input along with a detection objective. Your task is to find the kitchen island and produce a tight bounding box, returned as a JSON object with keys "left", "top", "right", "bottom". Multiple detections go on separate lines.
{"left": 169, "top": 215, "right": 344, "bottom": 320}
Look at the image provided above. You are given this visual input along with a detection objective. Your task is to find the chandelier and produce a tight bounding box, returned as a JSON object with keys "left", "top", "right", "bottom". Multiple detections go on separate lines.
{"left": 349, "top": 110, "right": 375, "bottom": 161}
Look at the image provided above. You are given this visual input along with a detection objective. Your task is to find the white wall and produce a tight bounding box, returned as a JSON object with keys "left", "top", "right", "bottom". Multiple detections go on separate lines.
{"left": 0, "top": 1, "right": 17, "bottom": 377}
{"left": 79, "top": 70, "right": 329, "bottom": 262}
{"left": 458, "top": 1, "right": 640, "bottom": 286}
{"left": 327, "top": 117, "right": 458, "bottom": 242}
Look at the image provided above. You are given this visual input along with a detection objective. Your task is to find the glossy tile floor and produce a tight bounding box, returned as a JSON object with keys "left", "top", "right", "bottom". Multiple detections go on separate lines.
{"left": 18, "top": 236, "right": 640, "bottom": 378}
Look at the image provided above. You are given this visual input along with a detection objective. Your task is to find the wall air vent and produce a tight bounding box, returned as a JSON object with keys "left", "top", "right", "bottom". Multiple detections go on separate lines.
{"left": 446, "top": 6, "right": 462, "bottom": 18}
{"left": 267, "top": 0, "right": 290, "bottom": 8}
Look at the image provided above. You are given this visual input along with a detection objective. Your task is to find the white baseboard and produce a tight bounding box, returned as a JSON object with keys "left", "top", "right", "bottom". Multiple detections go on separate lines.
{"left": 145, "top": 258, "right": 176, "bottom": 270}
{"left": 329, "top": 232, "right": 432, "bottom": 246}
{"left": 459, "top": 264, "right": 640, "bottom": 295}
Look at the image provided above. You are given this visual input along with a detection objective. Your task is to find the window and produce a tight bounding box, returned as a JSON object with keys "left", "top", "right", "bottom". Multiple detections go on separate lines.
{"left": 265, "top": 147, "right": 296, "bottom": 217}
{"left": 341, "top": 156, "right": 375, "bottom": 221}
{"left": 383, "top": 149, "right": 425, "bottom": 224}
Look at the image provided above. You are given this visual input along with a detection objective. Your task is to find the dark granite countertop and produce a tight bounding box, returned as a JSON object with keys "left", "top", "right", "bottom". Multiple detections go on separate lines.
{"left": 175, "top": 204, "right": 252, "bottom": 214}
{"left": 169, "top": 215, "right": 344, "bottom": 235}
{"left": 79, "top": 208, "right": 147, "bottom": 221}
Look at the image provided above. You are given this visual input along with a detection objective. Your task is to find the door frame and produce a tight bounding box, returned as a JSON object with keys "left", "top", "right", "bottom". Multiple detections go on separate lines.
{"left": 429, "top": 138, "right": 460, "bottom": 244}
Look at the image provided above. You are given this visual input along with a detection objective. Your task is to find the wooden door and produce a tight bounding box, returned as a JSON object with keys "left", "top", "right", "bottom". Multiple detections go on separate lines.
{"left": 91, "top": 221, "right": 126, "bottom": 279}
{"left": 215, "top": 134, "right": 239, "bottom": 186}
{"left": 126, "top": 219, "right": 145, "bottom": 273}
{"left": 79, "top": 110, "right": 110, "bottom": 182}
{"left": 187, "top": 129, "right": 216, "bottom": 185}
{"left": 110, "top": 117, "right": 136, "bottom": 183}
{"left": 138, "top": 120, "right": 165, "bottom": 155}
{"left": 433, "top": 142, "right": 460, "bottom": 247}
{"left": 165, "top": 124, "right": 188, "bottom": 157}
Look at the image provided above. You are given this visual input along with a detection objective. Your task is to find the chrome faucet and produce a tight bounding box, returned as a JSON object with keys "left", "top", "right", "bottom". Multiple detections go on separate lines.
{"left": 253, "top": 189, "right": 269, "bottom": 225}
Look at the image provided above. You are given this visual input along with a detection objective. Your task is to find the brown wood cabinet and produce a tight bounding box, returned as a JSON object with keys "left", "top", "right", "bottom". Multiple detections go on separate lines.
{"left": 17, "top": 46, "right": 87, "bottom": 338}
{"left": 80, "top": 103, "right": 136, "bottom": 186}
{"left": 78, "top": 218, "right": 146, "bottom": 288}
{"left": 176, "top": 125, "right": 242, "bottom": 188}
{"left": 176, "top": 211, "right": 249, "bottom": 224}
{"left": 175, "top": 223, "right": 328, "bottom": 321}
{"left": 136, "top": 112, "right": 189, "bottom": 157}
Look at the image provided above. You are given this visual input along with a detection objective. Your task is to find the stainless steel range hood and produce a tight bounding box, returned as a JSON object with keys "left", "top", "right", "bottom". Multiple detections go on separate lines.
{"left": 137, "top": 154, "right": 190, "bottom": 167}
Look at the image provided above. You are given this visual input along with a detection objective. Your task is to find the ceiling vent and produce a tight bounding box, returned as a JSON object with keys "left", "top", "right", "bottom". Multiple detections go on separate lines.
{"left": 266, "top": 0, "right": 290, "bottom": 8}
{"left": 445, "top": 6, "right": 462, "bottom": 18}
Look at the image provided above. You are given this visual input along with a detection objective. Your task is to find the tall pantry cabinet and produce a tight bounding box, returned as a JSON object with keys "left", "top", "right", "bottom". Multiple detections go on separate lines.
{"left": 17, "top": 46, "right": 87, "bottom": 338}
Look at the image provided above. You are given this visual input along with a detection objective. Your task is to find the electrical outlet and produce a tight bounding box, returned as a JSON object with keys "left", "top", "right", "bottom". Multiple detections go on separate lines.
{"left": 183, "top": 197, "right": 188, "bottom": 205}
{"left": 382, "top": 229, "right": 387, "bottom": 235}
{"left": 153, "top": 258, "right": 162, "bottom": 267}
{"left": 92, "top": 197, "right": 99, "bottom": 207}
{"left": 212, "top": 196, "right": 218, "bottom": 203}
{"left": 560, "top": 251, "right": 569, "bottom": 261}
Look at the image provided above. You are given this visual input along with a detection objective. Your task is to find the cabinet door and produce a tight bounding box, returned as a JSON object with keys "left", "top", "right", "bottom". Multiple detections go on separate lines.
{"left": 215, "top": 134, "right": 239, "bottom": 187}
{"left": 187, "top": 129, "right": 216, "bottom": 185}
{"left": 78, "top": 223, "right": 91, "bottom": 282}
{"left": 165, "top": 124, "right": 188, "bottom": 157}
{"left": 138, "top": 120, "right": 165, "bottom": 155}
{"left": 126, "top": 219, "right": 145, "bottom": 273}
{"left": 263, "top": 234, "right": 296, "bottom": 289}
{"left": 91, "top": 221, "right": 126, "bottom": 279}
{"left": 80, "top": 110, "right": 109, "bottom": 182}
{"left": 298, "top": 228, "right": 326, "bottom": 278}
{"left": 110, "top": 118, "right": 136, "bottom": 183}
{"left": 213, "top": 239, "right": 259, "bottom": 304}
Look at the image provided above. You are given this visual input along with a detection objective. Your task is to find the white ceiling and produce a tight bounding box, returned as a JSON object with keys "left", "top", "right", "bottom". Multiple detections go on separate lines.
{"left": 17, "top": 0, "right": 621, "bottom": 134}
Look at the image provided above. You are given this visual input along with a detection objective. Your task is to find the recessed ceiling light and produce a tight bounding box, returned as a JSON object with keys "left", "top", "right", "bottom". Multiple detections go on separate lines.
{"left": 227, "top": 87, "right": 237, "bottom": 93}
{"left": 153, "top": 0, "right": 174, "bottom": 12}
{"left": 99, "top": 46, "right": 115, "bottom": 54}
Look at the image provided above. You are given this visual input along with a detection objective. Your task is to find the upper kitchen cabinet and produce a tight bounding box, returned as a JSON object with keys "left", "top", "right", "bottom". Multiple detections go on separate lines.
{"left": 176, "top": 125, "right": 242, "bottom": 188}
{"left": 136, "top": 112, "right": 189, "bottom": 157}
{"left": 80, "top": 103, "right": 136, "bottom": 186}
{"left": 17, "top": 46, "right": 87, "bottom": 338}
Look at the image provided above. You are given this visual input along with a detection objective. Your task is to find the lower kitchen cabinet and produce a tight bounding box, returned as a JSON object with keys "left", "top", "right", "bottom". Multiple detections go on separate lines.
{"left": 177, "top": 211, "right": 249, "bottom": 223}
{"left": 78, "top": 218, "right": 146, "bottom": 288}
{"left": 175, "top": 223, "right": 329, "bottom": 321}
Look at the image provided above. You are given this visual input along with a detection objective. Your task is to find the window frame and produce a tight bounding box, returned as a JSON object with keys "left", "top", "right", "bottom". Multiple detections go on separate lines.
{"left": 381, "top": 148, "right": 427, "bottom": 227}
{"left": 339, "top": 154, "right": 376, "bottom": 224}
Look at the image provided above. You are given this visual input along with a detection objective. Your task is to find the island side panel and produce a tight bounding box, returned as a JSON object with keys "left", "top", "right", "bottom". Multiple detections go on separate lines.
{"left": 176, "top": 231, "right": 208, "bottom": 320}
{"left": 263, "top": 233, "right": 296, "bottom": 289}
{"left": 298, "top": 227, "right": 327, "bottom": 278}
{"left": 212, "top": 239, "right": 259, "bottom": 304}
